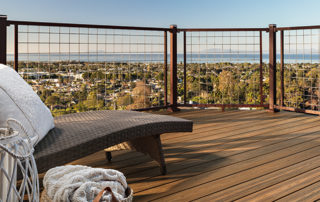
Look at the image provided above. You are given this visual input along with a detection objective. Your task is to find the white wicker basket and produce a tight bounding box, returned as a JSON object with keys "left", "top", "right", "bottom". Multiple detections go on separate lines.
{"left": 0, "top": 119, "right": 39, "bottom": 202}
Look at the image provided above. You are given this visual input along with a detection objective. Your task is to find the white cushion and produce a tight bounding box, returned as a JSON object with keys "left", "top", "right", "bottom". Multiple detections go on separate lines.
{"left": 0, "top": 64, "right": 54, "bottom": 145}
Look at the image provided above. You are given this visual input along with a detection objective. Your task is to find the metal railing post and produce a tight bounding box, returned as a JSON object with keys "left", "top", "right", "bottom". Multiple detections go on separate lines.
{"left": 169, "top": 24, "right": 179, "bottom": 111}
{"left": 0, "top": 15, "right": 7, "bottom": 65}
{"left": 14, "top": 24, "right": 18, "bottom": 71}
{"left": 268, "top": 24, "right": 278, "bottom": 112}
{"left": 164, "top": 31, "right": 168, "bottom": 106}
{"left": 183, "top": 31, "right": 187, "bottom": 105}
{"left": 259, "top": 31, "right": 263, "bottom": 105}
{"left": 280, "top": 30, "right": 284, "bottom": 106}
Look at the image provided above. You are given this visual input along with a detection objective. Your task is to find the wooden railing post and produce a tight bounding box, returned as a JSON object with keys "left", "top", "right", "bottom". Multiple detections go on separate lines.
{"left": 268, "top": 24, "right": 278, "bottom": 112}
{"left": 0, "top": 15, "right": 7, "bottom": 65}
{"left": 169, "top": 24, "right": 179, "bottom": 112}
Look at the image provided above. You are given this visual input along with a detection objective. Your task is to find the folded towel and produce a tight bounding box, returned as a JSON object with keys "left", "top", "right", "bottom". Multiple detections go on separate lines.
{"left": 43, "top": 165, "right": 128, "bottom": 202}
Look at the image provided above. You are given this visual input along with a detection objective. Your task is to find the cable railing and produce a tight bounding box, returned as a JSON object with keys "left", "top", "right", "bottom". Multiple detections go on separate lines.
{"left": 4, "top": 17, "right": 169, "bottom": 116}
{"left": 275, "top": 25, "right": 320, "bottom": 115}
{"left": 178, "top": 28, "right": 269, "bottom": 110}
{"left": 2, "top": 15, "right": 320, "bottom": 115}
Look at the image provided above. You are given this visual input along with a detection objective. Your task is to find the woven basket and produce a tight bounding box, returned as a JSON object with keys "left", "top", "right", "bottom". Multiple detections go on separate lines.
{"left": 40, "top": 186, "right": 133, "bottom": 202}
{"left": 0, "top": 119, "right": 39, "bottom": 202}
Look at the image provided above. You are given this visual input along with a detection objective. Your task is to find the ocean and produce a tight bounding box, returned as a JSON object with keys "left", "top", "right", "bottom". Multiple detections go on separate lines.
{"left": 6, "top": 53, "right": 320, "bottom": 64}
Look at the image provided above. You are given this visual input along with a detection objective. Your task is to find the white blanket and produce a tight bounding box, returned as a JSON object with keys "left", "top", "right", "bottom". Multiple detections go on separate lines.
{"left": 0, "top": 64, "right": 54, "bottom": 145}
{"left": 43, "top": 165, "right": 129, "bottom": 202}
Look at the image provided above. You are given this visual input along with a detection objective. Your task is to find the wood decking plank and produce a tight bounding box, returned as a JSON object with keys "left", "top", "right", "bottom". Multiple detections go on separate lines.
{"left": 236, "top": 166, "right": 320, "bottom": 202}
{"left": 151, "top": 144, "right": 320, "bottom": 201}
{"left": 71, "top": 110, "right": 320, "bottom": 201}
{"left": 275, "top": 180, "right": 320, "bottom": 202}
{"left": 106, "top": 111, "right": 294, "bottom": 168}
{"left": 161, "top": 110, "right": 266, "bottom": 141}
{"left": 135, "top": 126, "right": 320, "bottom": 201}
{"left": 73, "top": 111, "right": 288, "bottom": 171}
{"left": 199, "top": 146, "right": 320, "bottom": 201}
{"left": 124, "top": 113, "right": 317, "bottom": 178}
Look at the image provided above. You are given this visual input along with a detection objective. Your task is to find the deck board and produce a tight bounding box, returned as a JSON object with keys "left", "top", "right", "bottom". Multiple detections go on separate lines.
{"left": 72, "top": 109, "right": 320, "bottom": 201}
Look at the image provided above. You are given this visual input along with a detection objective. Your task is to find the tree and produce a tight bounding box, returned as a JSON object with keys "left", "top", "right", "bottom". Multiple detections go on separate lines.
{"left": 127, "top": 81, "right": 151, "bottom": 109}
{"left": 74, "top": 103, "right": 88, "bottom": 112}
{"left": 42, "top": 89, "right": 52, "bottom": 98}
{"left": 45, "top": 95, "right": 60, "bottom": 110}
{"left": 82, "top": 72, "right": 91, "bottom": 80}
{"left": 91, "top": 71, "right": 104, "bottom": 80}
{"left": 39, "top": 89, "right": 52, "bottom": 102}
{"left": 218, "top": 70, "right": 237, "bottom": 104}
{"left": 117, "top": 94, "right": 134, "bottom": 108}
{"left": 83, "top": 91, "right": 104, "bottom": 110}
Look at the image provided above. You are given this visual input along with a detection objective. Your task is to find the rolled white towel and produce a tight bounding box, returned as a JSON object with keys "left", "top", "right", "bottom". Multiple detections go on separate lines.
{"left": 43, "top": 165, "right": 129, "bottom": 202}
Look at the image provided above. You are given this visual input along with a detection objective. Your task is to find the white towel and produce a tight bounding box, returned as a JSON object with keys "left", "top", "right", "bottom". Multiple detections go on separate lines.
{"left": 43, "top": 165, "right": 129, "bottom": 202}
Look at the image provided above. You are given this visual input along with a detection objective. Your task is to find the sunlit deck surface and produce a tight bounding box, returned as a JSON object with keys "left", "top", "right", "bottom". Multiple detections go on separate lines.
{"left": 72, "top": 109, "right": 320, "bottom": 201}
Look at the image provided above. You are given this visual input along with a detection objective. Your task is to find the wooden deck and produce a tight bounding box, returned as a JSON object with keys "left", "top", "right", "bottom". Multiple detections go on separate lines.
{"left": 72, "top": 109, "right": 320, "bottom": 201}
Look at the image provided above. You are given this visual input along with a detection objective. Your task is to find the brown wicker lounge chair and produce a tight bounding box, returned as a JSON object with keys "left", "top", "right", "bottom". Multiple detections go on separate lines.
{"left": 34, "top": 110, "right": 193, "bottom": 175}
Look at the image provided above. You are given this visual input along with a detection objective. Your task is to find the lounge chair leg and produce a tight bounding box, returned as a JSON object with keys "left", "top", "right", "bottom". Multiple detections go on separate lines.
{"left": 104, "top": 135, "right": 167, "bottom": 174}
{"left": 128, "top": 134, "right": 167, "bottom": 175}
{"left": 105, "top": 151, "right": 112, "bottom": 162}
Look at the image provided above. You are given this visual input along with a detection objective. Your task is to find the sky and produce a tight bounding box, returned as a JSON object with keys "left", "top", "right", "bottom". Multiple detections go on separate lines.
{"left": 1, "top": 0, "right": 320, "bottom": 28}
{"left": 2, "top": 0, "right": 320, "bottom": 55}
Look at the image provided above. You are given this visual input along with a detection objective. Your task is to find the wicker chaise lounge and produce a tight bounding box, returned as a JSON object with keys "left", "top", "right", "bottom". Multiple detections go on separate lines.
{"left": 34, "top": 110, "right": 193, "bottom": 175}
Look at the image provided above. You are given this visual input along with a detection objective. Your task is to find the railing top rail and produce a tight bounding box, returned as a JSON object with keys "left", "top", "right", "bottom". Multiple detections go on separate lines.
{"left": 7, "top": 19, "right": 320, "bottom": 32}
{"left": 7, "top": 20, "right": 171, "bottom": 32}
{"left": 276, "top": 25, "right": 320, "bottom": 31}
{"left": 178, "top": 27, "right": 268, "bottom": 32}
